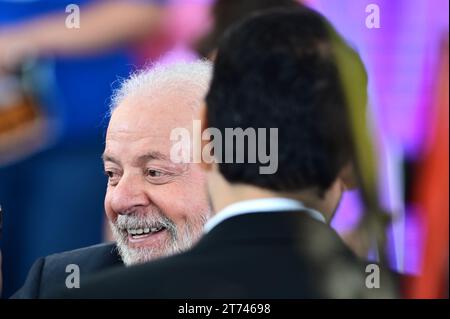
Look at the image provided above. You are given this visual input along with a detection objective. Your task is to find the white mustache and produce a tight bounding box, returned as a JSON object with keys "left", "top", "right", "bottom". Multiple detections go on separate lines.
{"left": 114, "top": 211, "right": 178, "bottom": 239}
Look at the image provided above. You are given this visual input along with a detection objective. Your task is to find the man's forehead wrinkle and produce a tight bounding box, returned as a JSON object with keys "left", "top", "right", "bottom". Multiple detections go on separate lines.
{"left": 108, "top": 128, "right": 152, "bottom": 137}
{"left": 133, "top": 151, "right": 168, "bottom": 166}
{"left": 102, "top": 149, "right": 170, "bottom": 165}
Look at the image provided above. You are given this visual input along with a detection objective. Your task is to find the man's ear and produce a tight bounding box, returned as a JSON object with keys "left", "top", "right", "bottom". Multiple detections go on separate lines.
{"left": 199, "top": 103, "right": 213, "bottom": 172}
{"left": 339, "top": 161, "right": 358, "bottom": 190}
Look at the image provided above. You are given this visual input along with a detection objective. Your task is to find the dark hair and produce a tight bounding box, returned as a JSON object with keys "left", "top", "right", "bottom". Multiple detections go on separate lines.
{"left": 196, "top": 0, "right": 298, "bottom": 58}
{"left": 205, "top": 7, "right": 368, "bottom": 193}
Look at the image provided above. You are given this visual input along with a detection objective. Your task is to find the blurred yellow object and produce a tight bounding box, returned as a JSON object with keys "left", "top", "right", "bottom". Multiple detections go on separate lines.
{"left": 330, "top": 25, "right": 391, "bottom": 264}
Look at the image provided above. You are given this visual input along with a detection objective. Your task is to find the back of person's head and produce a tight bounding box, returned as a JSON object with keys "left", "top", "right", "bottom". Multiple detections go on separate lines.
{"left": 205, "top": 6, "right": 368, "bottom": 194}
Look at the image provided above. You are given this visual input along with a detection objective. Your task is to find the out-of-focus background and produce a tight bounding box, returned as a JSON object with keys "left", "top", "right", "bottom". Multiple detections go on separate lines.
{"left": 0, "top": 0, "right": 448, "bottom": 298}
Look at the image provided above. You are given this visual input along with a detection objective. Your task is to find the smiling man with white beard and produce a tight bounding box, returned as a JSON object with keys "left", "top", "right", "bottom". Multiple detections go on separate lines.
{"left": 11, "top": 61, "right": 213, "bottom": 297}
{"left": 103, "top": 61, "right": 212, "bottom": 266}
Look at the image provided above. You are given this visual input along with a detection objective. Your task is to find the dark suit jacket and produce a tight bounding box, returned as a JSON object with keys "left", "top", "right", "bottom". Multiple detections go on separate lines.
{"left": 12, "top": 242, "right": 123, "bottom": 299}
{"left": 67, "top": 211, "right": 398, "bottom": 298}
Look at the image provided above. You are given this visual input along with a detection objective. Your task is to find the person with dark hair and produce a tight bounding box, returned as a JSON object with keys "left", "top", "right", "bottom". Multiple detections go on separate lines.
{"left": 64, "top": 7, "right": 397, "bottom": 298}
{"left": 205, "top": 8, "right": 358, "bottom": 200}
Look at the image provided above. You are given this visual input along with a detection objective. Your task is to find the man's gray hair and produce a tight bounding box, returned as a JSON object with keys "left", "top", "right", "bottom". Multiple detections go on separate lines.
{"left": 110, "top": 60, "right": 212, "bottom": 115}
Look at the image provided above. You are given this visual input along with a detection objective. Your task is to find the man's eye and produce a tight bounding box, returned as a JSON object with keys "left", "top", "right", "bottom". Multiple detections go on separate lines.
{"left": 145, "top": 168, "right": 175, "bottom": 185}
{"left": 104, "top": 171, "right": 120, "bottom": 185}
{"left": 104, "top": 171, "right": 114, "bottom": 178}
{"left": 146, "top": 169, "right": 164, "bottom": 177}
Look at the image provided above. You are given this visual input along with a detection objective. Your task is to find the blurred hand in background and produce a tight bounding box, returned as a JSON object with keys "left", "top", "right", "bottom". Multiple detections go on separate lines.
{"left": 0, "top": 0, "right": 165, "bottom": 72}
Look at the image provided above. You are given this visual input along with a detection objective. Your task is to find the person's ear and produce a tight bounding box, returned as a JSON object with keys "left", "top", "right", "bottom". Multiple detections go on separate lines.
{"left": 199, "top": 103, "right": 213, "bottom": 172}
{"left": 339, "top": 161, "right": 358, "bottom": 190}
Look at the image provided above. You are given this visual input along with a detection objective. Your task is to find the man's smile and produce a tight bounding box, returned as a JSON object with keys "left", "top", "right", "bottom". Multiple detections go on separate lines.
{"left": 126, "top": 226, "right": 169, "bottom": 248}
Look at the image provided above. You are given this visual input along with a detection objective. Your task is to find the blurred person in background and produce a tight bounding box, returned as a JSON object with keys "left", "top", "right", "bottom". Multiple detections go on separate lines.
{"left": 141, "top": 0, "right": 300, "bottom": 67}
{"left": 195, "top": 0, "right": 299, "bottom": 60}
{"left": 12, "top": 60, "right": 213, "bottom": 298}
{"left": 0, "top": 0, "right": 167, "bottom": 298}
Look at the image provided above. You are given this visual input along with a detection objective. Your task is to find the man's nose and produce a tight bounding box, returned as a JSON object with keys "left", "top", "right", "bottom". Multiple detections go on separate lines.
{"left": 110, "top": 174, "right": 150, "bottom": 214}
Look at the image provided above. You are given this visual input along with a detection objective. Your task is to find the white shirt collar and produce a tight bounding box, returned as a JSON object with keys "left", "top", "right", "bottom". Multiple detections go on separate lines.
{"left": 204, "top": 197, "right": 326, "bottom": 233}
